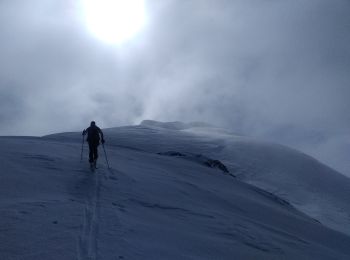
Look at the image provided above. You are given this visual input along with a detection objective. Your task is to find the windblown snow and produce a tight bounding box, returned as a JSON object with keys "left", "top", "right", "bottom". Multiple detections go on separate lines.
{"left": 1, "top": 120, "right": 350, "bottom": 259}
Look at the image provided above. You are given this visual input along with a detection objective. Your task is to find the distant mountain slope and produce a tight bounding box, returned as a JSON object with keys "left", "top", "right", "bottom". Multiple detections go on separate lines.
{"left": 99, "top": 121, "right": 350, "bottom": 236}
{"left": 1, "top": 122, "right": 349, "bottom": 259}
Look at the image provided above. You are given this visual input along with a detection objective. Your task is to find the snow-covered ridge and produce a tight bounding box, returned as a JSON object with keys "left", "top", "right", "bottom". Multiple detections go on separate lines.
{"left": 46, "top": 121, "right": 350, "bottom": 235}
{"left": 103, "top": 121, "right": 350, "bottom": 236}
{"left": 1, "top": 121, "right": 350, "bottom": 259}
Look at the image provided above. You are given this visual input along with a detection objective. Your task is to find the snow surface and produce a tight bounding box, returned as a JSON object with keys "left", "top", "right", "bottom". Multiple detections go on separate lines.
{"left": 1, "top": 121, "right": 350, "bottom": 259}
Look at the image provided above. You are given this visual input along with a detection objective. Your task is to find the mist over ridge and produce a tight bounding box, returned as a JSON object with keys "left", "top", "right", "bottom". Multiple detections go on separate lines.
{"left": 0, "top": 0, "right": 349, "bottom": 175}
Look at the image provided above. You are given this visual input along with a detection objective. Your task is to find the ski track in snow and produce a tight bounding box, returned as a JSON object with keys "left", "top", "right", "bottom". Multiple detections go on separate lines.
{"left": 77, "top": 168, "right": 103, "bottom": 260}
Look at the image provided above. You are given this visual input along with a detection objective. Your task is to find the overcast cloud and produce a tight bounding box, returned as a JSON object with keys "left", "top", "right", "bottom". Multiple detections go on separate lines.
{"left": 0, "top": 0, "right": 349, "bottom": 175}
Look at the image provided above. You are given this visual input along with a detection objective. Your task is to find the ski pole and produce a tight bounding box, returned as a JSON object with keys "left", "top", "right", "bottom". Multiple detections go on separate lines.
{"left": 80, "top": 132, "right": 85, "bottom": 162}
{"left": 102, "top": 143, "right": 110, "bottom": 169}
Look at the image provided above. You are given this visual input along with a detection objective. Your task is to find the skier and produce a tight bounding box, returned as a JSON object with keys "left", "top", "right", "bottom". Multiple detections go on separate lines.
{"left": 82, "top": 121, "right": 105, "bottom": 169}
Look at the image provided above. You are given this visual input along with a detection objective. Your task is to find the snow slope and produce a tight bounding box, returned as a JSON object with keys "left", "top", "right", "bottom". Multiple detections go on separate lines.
{"left": 0, "top": 121, "right": 350, "bottom": 259}
{"left": 104, "top": 120, "right": 350, "bottom": 236}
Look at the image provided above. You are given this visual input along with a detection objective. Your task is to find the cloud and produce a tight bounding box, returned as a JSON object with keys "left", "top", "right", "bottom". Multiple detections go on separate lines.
{"left": 0, "top": 0, "right": 349, "bottom": 175}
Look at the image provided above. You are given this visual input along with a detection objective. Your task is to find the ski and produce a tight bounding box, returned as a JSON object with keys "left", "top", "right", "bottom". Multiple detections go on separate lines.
{"left": 90, "top": 163, "right": 95, "bottom": 172}
{"left": 90, "top": 160, "right": 98, "bottom": 172}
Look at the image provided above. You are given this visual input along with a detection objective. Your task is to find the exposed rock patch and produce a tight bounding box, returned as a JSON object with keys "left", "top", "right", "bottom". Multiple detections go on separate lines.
{"left": 158, "top": 151, "right": 230, "bottom": 174}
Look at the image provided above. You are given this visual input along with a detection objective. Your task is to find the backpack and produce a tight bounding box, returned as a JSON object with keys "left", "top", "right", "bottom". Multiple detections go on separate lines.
{"left": 86, "top": 126, "right": 101, "bottom": 143}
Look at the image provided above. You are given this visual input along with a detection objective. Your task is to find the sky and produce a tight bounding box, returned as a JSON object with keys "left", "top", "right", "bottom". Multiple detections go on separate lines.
{"left": 0, "top": 0, "right": 349, "bottom": 175}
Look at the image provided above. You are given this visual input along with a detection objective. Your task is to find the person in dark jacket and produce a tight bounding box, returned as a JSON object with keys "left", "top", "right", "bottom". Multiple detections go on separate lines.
{"left": 82, "top": 121, "right": 105, "bottom": 168}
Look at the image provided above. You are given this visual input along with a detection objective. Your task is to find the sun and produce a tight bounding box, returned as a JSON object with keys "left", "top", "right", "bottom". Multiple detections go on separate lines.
{"left": 80, "top": 0, "right": 147, "bottom": 44}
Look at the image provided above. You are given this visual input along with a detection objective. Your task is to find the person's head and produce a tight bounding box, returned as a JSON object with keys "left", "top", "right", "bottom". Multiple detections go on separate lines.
{"left": 90, "top": 121, "right": 96, "bottom": 126}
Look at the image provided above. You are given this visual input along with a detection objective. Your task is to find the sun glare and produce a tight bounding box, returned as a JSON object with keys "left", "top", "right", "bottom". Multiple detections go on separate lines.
{"left": 81, "top": 0, "right": 147, "bottom": 44}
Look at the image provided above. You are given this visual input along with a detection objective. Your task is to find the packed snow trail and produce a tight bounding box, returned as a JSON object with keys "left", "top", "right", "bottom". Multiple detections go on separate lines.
{"left": 77, "top": 167, "right": 101, "bottom": 260}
